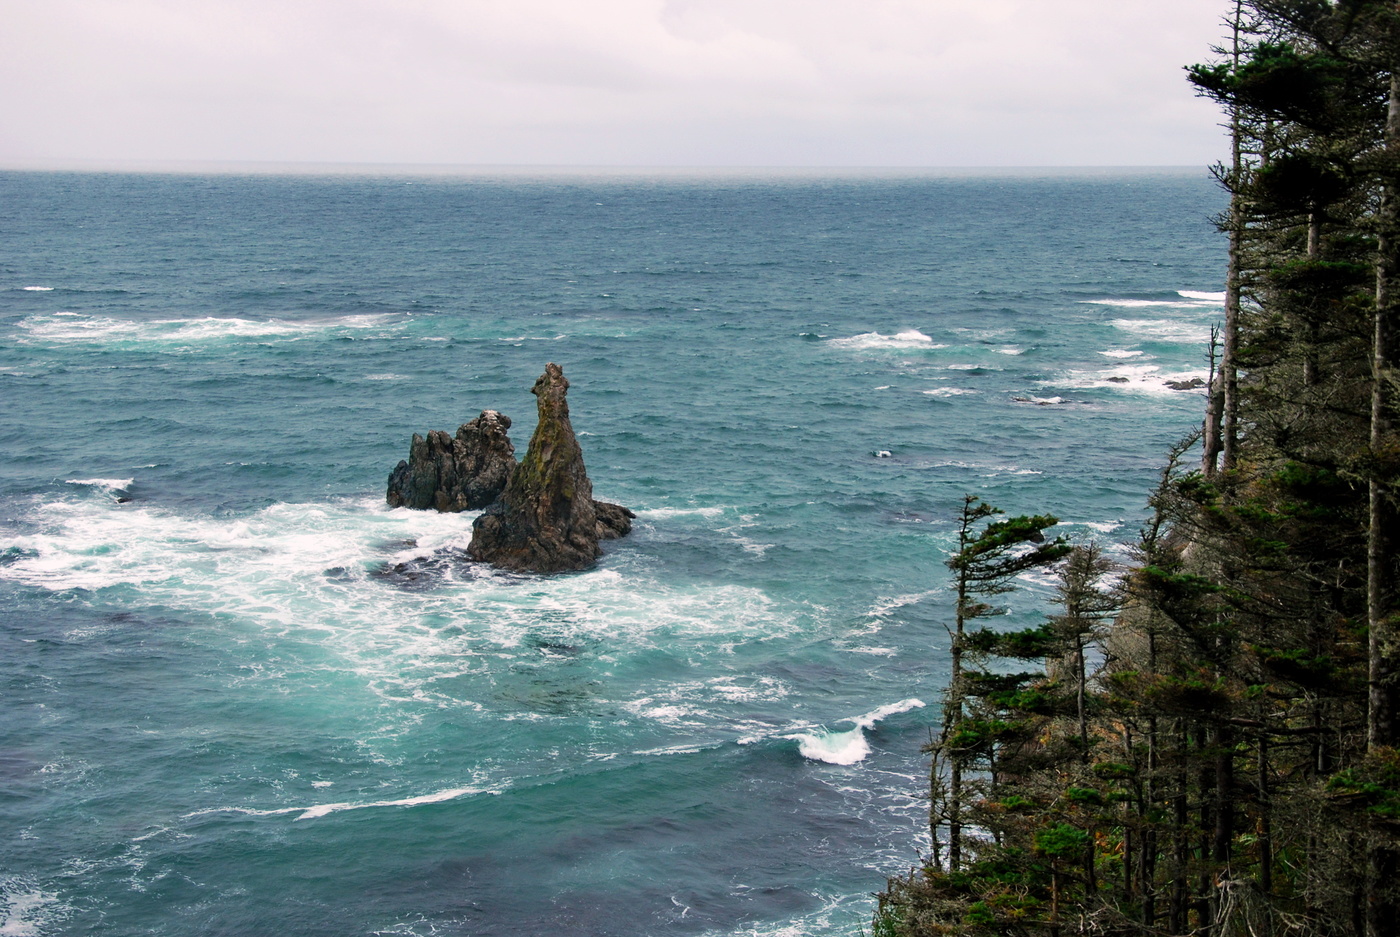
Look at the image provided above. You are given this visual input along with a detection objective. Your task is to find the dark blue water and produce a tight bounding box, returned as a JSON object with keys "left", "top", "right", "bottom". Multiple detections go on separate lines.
{"left": 0, "top": 169, "right": 1224, "bottom": 936}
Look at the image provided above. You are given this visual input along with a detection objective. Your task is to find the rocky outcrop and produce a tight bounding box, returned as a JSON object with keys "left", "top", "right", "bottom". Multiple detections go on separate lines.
{"left": 386, "top": 410, "right": 516, "bottom": 512}
{"left": 593, "top": 500, "right": 635, "bottom": 541}
{"left": 468, "top": 363, "right": 632, "bottom": 572}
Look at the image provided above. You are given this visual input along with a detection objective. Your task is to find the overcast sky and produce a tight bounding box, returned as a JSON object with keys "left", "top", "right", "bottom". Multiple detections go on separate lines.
{"left": 1, "top": 0, "right": 1233, "bottom": 169}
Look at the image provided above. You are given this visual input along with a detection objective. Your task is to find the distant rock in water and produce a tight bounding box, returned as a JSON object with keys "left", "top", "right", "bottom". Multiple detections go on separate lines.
{"left": 1164, "top": 377, "right": 1206, "bottom": 391}
{"left": 469, "top": 363, "right": 633, "bottom": 573}
{"left": 386, "top": 410, "right": 517, "bottom": 512}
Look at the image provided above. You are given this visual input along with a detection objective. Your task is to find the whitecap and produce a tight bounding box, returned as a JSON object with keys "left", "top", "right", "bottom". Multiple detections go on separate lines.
{"left": 1071, "top": 520, "right": 1122, "bottom": 533}
{"left": 828, "top": 330, "right": 944, "bottom": 351}
{"left": 1083, "top": 296, "right": 1219, "bottom": 309}
{"left": 922, "top": 388, "right": 976, "bottom": 397}
{"left": 1099, "top": 349, "right": 1144, "bottom": 358}
{"left": 866, "top": 590, "right": 937, "bottom": 617}
{"left": 1012, "top": 395, "right": 1064, "bottom": 405}
{"left": 185, "top": 785, "right": 490, "bottom": 822}
{"left": 634, "top": 506, "right": 726, "bottom": 519}
{"left": 1109, "top": 318, "right": 1214, "bottom": 343}
{"left": 20, "top": 286, "right": 54, "bottom": 292}
{"left": 793, "top": 726, "right": 871, "bottom": 765}
{"left": 997, "top": 346, "right": 1025, "bottom": 355}
{"left": 64, "top": 477, "right": 134, "bottom": 492}
{"left": 1178, "top": 290, "right": 1226, "bottom": 301}
{"left": 791, "top": 698, "right": 925, "bottom": 765}
{"left": 16, "top": 313, "right": 395, "bottom": 346}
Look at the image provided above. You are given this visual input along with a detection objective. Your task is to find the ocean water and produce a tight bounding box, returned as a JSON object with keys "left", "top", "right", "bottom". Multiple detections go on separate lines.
{"left": 0, "top": 168, "right": 1224, "bottom": 936}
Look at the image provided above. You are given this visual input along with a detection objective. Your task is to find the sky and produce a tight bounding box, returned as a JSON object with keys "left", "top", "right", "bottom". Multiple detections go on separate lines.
{"left": 1, "top": 0, "right": 1233, "bottom": 169}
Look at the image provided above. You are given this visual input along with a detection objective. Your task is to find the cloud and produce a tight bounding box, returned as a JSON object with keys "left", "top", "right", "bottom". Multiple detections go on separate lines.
{"left": 0, "top": 0, "right": 1229, "bottom": 166}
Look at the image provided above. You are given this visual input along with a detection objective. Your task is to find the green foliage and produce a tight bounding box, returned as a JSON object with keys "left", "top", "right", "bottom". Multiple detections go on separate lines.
{"left": 1033, "top": 823, "right": 1089, "bottom": 859}
{"left": 963, "top": 623, "right": 1057, "bottom": 659}
{"left": 1328, "top": 749, "right": 1400, "bottom": 819}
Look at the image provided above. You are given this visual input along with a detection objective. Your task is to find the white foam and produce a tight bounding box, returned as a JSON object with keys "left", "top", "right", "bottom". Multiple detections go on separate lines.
{"left": 997, "top": 346, "right": 1025, "bottom": 355}
{"left": 184, "top": 785, "right": 489, "bottom": 822}
{"left": 16, "top": 313, "right": 395, "bottom": 346}
{"left": 1012, "top": 395, "right": 1064, "bottom": 405}
{"left": 828, "top": 330, "right": 944, "bottom": 351}
{"left": 634, "top": 505, "right": 726, "bottom": 519}
{"left": 1179, "top": 290, "right": 1226, "bottom": 301}
{"left": 792, "top": 698, "right": 925, "bottom": 765}
{"left": 65, "top": 477, "right": 133, "bottom": 492}
{"left": 0, "top": 495, "right": 804, "bottom": 720}
{"left": 1109, "top": 318, "right": 1214, "bottom": 343}
{"left": 1083, "top": 295, "right": 1220, "bottom": 309}
{"left": 793, "top": 726, "right": 871, "bottom": 765}
{"left": 1071, "top": 520, "right": 1122, "bottom": 533}
{"left": 1099, "top": 349, "right": 1144, "bottom": 358}
{"left": 297, "top": 786, "right": 484, "bottom": 820}
{"left": 625, "top": 675, "right": 789, "bottom": 728}
{"left": 867, "top": 590, "right": 937, "bottom": 617}
{"left": 20, "top": 286, "right": 53, "bottom": 292}
{"left": 0, "top": 878, "right": 64, "bottom": 937}
{"left": 923, "top": 388, "right": 976, "bottom": 397}
{"left": 1050, "top": 364, "right": 1209, "bottom": 396}
{"left": 946, "top": 363, "right": 992, "bottom": 371}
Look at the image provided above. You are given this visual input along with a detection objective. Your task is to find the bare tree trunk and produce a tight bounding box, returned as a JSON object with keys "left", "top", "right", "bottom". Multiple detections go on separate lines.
{"left": 1305, "top": 212, "right": 1321, "bottom": 386}
{"left": 1220, "top": 0, "right": 1246, "bottom": 473}
{"left": 1369, "top": 68, "right": 1399, "bottom": 757}
{"left": 1366, "top": 66, "right": 1400, "bottom": 937}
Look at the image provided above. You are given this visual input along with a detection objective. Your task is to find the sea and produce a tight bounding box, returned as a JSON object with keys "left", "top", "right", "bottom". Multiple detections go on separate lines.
{"left": 0, "top": 167, "right": 1225, "bottom": 936}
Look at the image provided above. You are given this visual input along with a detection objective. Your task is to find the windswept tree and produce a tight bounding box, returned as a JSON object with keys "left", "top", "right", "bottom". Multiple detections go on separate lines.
{"left": 933, "top": 496, "right": 1069, "bottom": 871}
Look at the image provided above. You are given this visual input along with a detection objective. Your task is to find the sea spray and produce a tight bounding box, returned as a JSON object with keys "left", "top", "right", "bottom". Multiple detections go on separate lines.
{"left": 791, "top": 699, "right": 926, "bottom": 766}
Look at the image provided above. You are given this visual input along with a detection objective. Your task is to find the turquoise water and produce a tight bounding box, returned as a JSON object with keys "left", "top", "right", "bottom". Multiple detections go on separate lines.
{"left": 0, "top": 169, "right": 1224, "bottom": 936}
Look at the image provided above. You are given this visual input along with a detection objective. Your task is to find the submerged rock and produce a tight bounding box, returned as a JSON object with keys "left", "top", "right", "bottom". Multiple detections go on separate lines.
{"left": 468, "top": 363, "right": 632, "bottom": 572}
{"left": 386, "top": 409, "right": 517, "bottom": 512}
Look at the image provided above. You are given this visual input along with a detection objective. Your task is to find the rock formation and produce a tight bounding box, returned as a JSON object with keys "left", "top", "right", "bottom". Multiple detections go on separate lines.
{"left": 386, "top": 410, "right": 516, "bottom": 512}
{"left": 468, "top": 363, "right": 632, "bottom": 572}
{"left": 385, "top": 364, "right": 633, "bottom": 573}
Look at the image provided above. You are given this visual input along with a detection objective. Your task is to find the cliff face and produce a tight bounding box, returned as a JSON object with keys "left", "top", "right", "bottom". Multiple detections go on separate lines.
{"left": 386, "top": 410, "right": 516, "bottom": 512}
{"left": 467, "top": 364, "right": 632, "bottom": 572}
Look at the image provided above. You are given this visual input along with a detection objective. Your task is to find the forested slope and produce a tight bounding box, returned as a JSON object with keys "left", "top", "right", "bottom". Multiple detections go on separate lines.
{"left": 876, "top": 3, "right": 1400, "bottom": 933}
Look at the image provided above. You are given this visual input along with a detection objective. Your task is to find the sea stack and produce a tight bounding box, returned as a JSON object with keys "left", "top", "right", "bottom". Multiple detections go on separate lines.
{"left": 385, "top": 410, "right": 516, "bottom": 512}
{"left": 468, "top": 363, "right": 632, "bottom": 572}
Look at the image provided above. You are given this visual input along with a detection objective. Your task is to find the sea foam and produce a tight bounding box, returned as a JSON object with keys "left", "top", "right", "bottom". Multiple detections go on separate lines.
{"left": 16, "top": 313, "right": 395, "bottom": 346}
{"left": 791, "top": 698, "right": 925, "bottom": 765}
{"left": 828, "top": 330, "right": 944, "bottom": 351}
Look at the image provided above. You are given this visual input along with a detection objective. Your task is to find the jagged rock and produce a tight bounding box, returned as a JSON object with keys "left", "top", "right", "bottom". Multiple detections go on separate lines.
{"left": 594, "top": 500, "right": 636, "bottom": 540}
{"left": 386, "top": 410, "right": 516, "bottom": 512}
{"left": 1165, "top": 377, "right": 1207, "bottom": 390}
{"left": 468, "top": 364, "right": 622, "bottom": 572}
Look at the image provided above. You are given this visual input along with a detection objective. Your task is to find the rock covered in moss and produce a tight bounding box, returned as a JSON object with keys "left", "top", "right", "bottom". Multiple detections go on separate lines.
{"left": 468, "top": 363, "right": 630, "bottom": 572}
{"left": 386, "top": 409, "right": 517, "bottom": 512}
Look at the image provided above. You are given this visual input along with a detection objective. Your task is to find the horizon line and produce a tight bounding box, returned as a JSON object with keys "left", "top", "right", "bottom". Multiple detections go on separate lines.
{"left": 0, "top": 158, "right": 1209, "bottom": 179}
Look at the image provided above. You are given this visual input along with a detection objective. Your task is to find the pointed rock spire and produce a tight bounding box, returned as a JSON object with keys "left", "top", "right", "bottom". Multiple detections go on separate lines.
{"left": 468, "top": 363, "right": 632, "bottom": 572}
